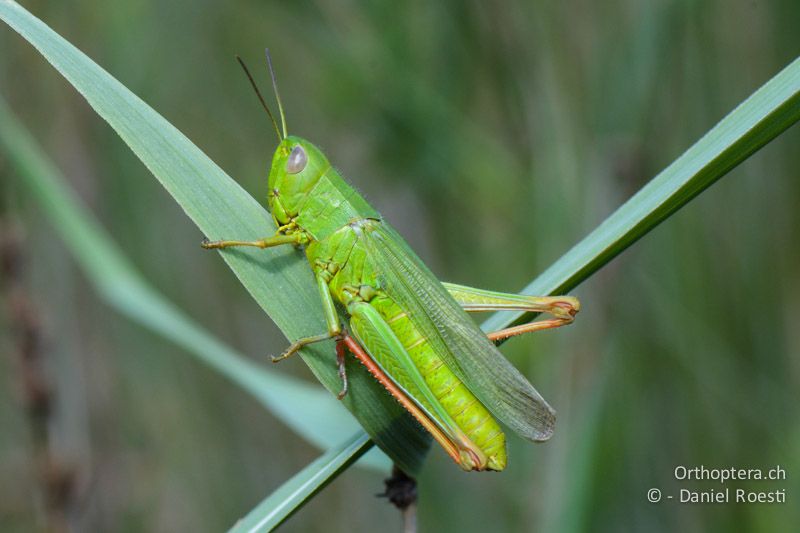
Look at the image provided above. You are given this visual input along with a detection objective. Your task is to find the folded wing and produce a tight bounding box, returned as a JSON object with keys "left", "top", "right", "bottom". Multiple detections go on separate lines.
{"left": 361, "top": 223, "right": 555, "bottom": 442}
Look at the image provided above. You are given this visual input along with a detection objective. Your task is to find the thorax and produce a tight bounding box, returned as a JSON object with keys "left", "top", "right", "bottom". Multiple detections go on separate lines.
{"left": 305, "top": 219, "right": 383, "bottom": 307}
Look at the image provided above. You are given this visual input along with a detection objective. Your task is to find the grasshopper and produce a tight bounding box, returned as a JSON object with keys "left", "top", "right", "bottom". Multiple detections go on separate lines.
{"left": 202, "top": 54, "right": 579, "bottom": 471}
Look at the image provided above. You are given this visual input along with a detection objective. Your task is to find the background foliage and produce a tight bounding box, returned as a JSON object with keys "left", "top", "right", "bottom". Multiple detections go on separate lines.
{"left": 1, "top": 1, "right": 798, "bottom": 532}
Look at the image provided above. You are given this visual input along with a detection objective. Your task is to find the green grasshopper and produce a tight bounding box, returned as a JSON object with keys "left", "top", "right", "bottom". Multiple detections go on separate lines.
{"left": 202, "top": 54, "right": 579, "bottom": 471}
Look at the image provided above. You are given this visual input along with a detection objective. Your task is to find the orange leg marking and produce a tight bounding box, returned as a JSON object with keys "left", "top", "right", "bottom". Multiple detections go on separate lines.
{"left": 487, "top": 317, "right": 573, "bottom": 342}
{"left": 338, "top": 334, "right": 463, "bottom": 467}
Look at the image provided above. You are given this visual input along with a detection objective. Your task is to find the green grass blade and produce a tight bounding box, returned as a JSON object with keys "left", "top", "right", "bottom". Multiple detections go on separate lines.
{"left": 229, "top": 433, "right": 373, "bottom": 532}
{"left": 482, "top": 56, "right": 800, "bottom": 333}
{"left": 0, "top": 96, "right": 390, "bottom": 472}
{"left": 0, "top": 0, "right": 429, "bottom": 474}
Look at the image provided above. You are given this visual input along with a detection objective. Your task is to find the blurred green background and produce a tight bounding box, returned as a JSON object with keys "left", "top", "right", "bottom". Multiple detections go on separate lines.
{"left": 1, "top": 1, "right": 798, "bottom": 531}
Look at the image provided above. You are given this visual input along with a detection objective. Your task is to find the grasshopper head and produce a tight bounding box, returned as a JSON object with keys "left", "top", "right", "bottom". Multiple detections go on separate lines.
{"left": 267, "top": 136, "right": 330, "bottom": 225}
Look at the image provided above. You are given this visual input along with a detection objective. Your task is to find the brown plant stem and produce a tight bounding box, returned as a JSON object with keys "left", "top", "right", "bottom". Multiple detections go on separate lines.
{"left": 377, "top": 465, "right": 418, "bottom": 533}
{"left": 1, "top": 223, "right": 74, "bottom": 532}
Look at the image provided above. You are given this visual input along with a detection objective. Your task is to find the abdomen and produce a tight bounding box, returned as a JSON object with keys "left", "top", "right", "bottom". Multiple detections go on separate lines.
{"left": 369, "top": 295, "right": 506, "bottom": 470}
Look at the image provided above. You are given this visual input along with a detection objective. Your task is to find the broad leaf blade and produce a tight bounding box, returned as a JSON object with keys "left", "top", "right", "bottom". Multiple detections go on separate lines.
{"left": 482, "top": 56, "right": 800, "bottom": 333}
{"left": 0, "top": 0, "right": 429, "bottom": 474}
{"left": 229, "top": 433, "right": 373, "bottom": 532}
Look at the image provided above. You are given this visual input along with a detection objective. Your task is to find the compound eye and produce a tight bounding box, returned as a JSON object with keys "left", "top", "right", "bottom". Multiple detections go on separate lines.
{"left": 286, "top": 145, "right": 308, "bottom": 174}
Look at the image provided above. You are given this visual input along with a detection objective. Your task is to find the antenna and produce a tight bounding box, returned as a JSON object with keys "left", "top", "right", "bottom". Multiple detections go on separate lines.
{"left": 265, "top": 49, "right": 288, "bottom": 139}
{"left": 235, "top": 55, "right": 282, "bottom": 142}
